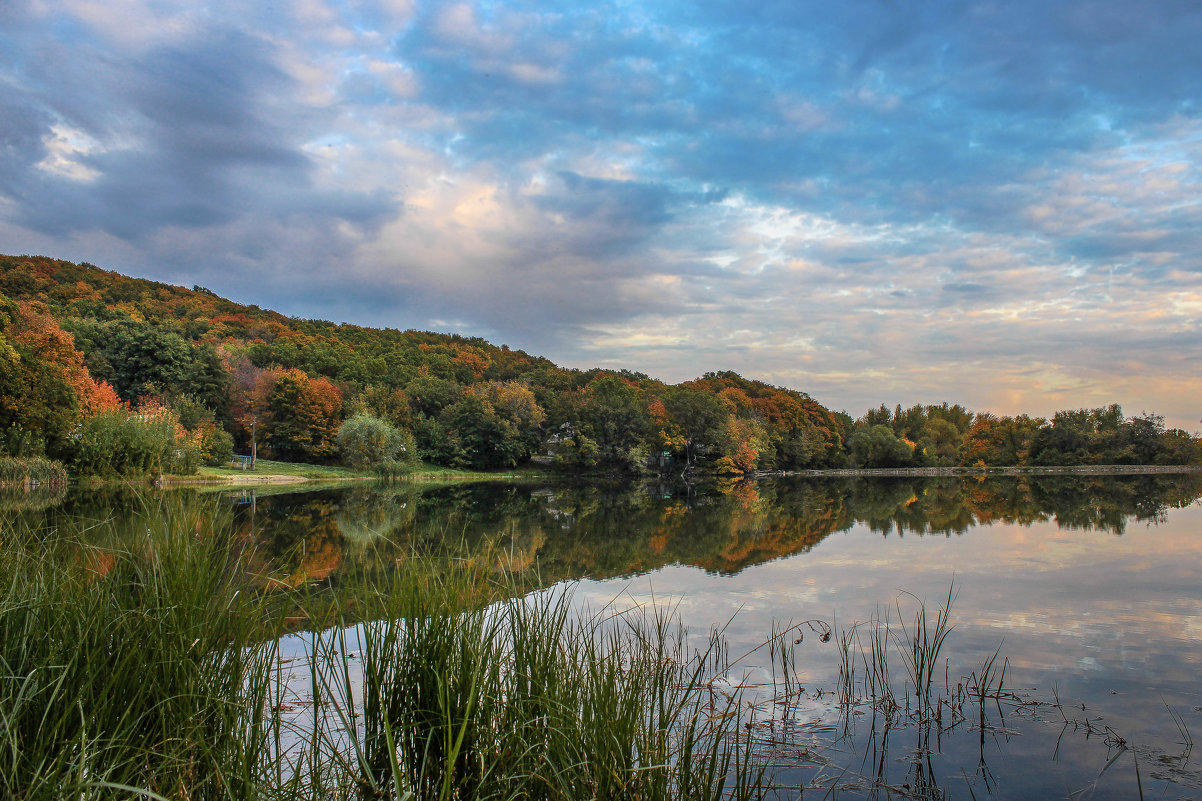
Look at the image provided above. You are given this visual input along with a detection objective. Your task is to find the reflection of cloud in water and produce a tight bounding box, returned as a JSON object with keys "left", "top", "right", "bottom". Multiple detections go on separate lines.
{"left": 576, "top": 499, "right": 1202, "bottom": 765}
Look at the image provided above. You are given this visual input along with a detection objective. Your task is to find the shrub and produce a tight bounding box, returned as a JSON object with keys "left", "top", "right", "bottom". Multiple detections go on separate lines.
{"left": 67, "top": 406, "right": 202, "bottom": 478}
{"left": 186, "top": 419, "right": 235, "bottom": 466}
{"left": 337, "top": 411, "right": 416, "bottom": 471}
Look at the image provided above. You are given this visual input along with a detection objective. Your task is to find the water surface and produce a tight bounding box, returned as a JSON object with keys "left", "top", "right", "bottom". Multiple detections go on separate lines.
{"left": 13, "top": 473, "right": 1202, "bottom": 799}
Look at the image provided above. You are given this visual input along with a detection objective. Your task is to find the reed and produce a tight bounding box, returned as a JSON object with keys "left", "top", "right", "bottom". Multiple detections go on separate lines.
{"left": 836, "top": 624, "right": 857, "bottom": 707}
{"left": 827, "top": 584, "right": 983, "bottom": 733}
{"left": 866, "top": 608, "right": 895, "bottom": 713}
{"left": 0, "top": 503, "right": 767, "bottom": 801}
{"left": 895, "top": 584, "right": 956, "bottom": 716}
{"left": 0, "top": 456, "right": 67, "bottom": 486}
{"left": 309, "top": 571, "right": 766, "bottom": 801}
{"left": 967, "top": 646, "right": 1007, "bottom": 727}
{"left": 0, "top": 497, "right": 280, "bottom": 800}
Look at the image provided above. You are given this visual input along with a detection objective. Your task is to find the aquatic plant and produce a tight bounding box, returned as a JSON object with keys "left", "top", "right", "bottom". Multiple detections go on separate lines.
{"left": 0, "top": 498, "right": 278, "bottom": 800}
{"left": 896, "top": 583, "right": 956, "bottom": 717}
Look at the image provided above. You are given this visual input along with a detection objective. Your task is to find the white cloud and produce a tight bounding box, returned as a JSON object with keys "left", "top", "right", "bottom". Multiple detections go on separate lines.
{"left": 35, "top": 125, "right": 102, "bottom": 181}
{"left": 34, "top": 0, "right": 199, "bottom": 49}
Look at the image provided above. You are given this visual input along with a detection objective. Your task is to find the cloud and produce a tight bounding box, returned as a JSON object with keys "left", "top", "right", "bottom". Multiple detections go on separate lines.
{"left": 1, "top": 0, "right": 1201, "bottom": 429}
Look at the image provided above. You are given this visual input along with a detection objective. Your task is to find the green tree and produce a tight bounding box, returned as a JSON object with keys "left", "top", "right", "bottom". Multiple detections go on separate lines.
{"left": 357, "top": 385, "right": 413, "bottom": 430}
{"left": 661, "top": 386, "right": 729, "bottom": 468}
{"left": 437, "top": 382, "right": 545, "bottom": 469}
{"left": 916, "top": 417, "right": 963, "bottom": 466}
{"left": 1028, "top": 405, "right": 1124, "bottom": 466}
{"left": 561, "top": 376, "right": 652, "bottom": 472}
{"left": 406, "top": 374, "right": 464, "bottom": 417}
{"left": 846, "top": 425, "right": 913, "bottom": 468}
{"left": 961, "top": 413, "right": 1043, "bottom": 466}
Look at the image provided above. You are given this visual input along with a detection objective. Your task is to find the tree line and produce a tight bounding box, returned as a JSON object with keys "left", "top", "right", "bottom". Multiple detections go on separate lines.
{"left": 1, "top": 255, "right": 1198, "bottom": 479}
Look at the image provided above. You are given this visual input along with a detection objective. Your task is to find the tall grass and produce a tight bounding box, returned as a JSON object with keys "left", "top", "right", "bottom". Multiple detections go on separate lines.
{"left": 0, "top": 502, "right": 766, "bottom": 800}
{"left": 833, "top": 584, "right": 965, "bottom": 727}
{"left": 0, "top": 497, "right": 278, "bottom": 800}
{"left": 307, "top": 569, "right": 766, "bottom": 801}
{"left": 0, "top": 455, "right": 67, "bottom": 486}
{"left": 896, "top": 584, "right": 956, "bottom": 716}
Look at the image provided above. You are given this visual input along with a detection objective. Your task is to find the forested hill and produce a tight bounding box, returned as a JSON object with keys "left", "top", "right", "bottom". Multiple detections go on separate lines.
{"left": 0, "top": 254, "right": 844, "bottom": 473}
{"left": 1, "top": 254, "right": 1198, "bottom": 478}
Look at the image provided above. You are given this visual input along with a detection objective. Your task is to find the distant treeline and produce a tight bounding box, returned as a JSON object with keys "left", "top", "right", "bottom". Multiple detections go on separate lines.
{"left": 1, "top": 254, "right": 1199, "bottom": 478}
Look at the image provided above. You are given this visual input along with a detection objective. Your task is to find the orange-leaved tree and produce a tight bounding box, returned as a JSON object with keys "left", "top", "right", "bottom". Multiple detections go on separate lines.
{"left": 0, "top": 297, "right": 121, "bottom": 457}
{"left": 262, "top": 368, "right": 343, "bottom": 462}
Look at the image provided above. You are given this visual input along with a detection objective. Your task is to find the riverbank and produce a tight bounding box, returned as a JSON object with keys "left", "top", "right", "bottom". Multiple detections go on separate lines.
{"left": 774, "top": 463, "right": 1202, "bottom": 478}
{"left": 160, "top": 458, "right": 548, "bottom": 487}
{"left": 9, "top": 458, "right": 1198, "bottom": 491}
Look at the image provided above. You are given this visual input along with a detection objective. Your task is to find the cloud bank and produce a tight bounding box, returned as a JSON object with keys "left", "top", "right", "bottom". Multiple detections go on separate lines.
{"left": 2, "top": 0, "right": 1200, "bottom": 427}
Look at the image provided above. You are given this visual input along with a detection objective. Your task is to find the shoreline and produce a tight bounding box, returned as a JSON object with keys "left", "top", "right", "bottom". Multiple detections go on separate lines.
{"left": 9, "top": 463, "right": 1199, "bottom": 492}
{"left": 159, "top": 469, "right": 538, "bottom": 487}
{"left": 768, "top": 463, "right": 1202, "bottom": 478}
{"left": 161, "top": 473, "right": 318, "bottom": 486}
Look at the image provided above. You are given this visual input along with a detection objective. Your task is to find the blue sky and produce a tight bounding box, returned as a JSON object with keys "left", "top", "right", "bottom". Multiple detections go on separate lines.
{"left": 2, "top": 0, "right": 1200, "bottom": 428}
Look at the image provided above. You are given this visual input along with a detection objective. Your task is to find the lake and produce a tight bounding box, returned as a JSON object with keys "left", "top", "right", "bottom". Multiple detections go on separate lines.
{"left": 10, "top": 472, "right": 1201, "bottom": 799}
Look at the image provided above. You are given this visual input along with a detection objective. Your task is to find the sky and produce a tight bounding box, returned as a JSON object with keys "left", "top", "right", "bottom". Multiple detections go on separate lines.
{"left": 2, "top": 0, "right": 1200, "bottom": 429}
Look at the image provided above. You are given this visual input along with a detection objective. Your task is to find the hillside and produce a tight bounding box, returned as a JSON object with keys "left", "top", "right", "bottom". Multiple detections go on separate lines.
{"left": 1, "top": 254, "right": 1197, "bottom": 477}
{"left": 0, "top": 254, "right": 846, "bottom": 474}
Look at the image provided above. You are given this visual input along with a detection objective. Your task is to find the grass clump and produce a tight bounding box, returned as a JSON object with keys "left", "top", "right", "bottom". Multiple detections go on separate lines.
{"left": 0, "top": 502, "right": 766, "bottom": 800}
{"left": 0, "top": 498, "right": 278, "bottom": 800}
{"left": 896, "top": 584, "right": 956, "bottom": 715}
{"left": 0, "top": 455, "right": 67, "bottom": 486}
{"left": 306, "top": 568, "right": 765, "bottom": 801}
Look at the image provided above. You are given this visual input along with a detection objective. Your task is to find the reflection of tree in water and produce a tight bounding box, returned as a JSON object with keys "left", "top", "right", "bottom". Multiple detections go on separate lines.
{"left": 0, "top": 483, "right": 68, "bottom": 512}
{"left": 1020, "top": 474, "right": 1199, "bottom": 532}
{"left": 23, "top": 473, "right": 1202, "bottom": 590}
{"left": 232, "top": 490, "right": 346, "bottom": 587}
{"left": 235, "top": 473, "right": 1202, "bottom": 587}
{"left": 834, "top": 474, "right": 1202, "bottom": 539}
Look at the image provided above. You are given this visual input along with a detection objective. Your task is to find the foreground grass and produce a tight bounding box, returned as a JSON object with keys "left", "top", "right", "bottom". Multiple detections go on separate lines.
{"left": 0, "top": 499, "right": 762, "bottom": 801}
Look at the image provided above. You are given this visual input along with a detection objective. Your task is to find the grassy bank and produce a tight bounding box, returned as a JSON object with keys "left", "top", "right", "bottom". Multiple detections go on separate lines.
{"left": 198, "top": 458, "right": 368, "bottom": 480}
{"left": 192, "top": 459, "right": 546, "bottom": 484}
{"left": 0, "top": 499, "right": 761, "bottom": 800}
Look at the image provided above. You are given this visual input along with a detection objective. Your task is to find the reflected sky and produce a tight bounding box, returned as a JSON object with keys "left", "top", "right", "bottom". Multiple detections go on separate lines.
{"left": 19, "top": 473, "right": 1202, "bottom": 798}
{"left": 571, "top": 499, "right": 1202, "bottom": 797}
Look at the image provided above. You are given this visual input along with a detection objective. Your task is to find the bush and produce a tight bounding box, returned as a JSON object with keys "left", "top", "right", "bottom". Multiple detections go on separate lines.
{"left": 202, "top": 425, "right": 235, "bottom": 466}
{"left": 187, "top": 420, "right": 235, "bottom": 466}
{"left": 67, "top": 407, "right": 202, "bottom": 478}
{"left": 159, "top": 394, "right": 235, "bottom": 466}
{"left": 337, "top": 412, "right": 416, "bottom": 471}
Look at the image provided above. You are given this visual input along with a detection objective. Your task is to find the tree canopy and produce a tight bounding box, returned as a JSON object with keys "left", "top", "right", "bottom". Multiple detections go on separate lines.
{"left": 1, "top": 254, "right": 1197, "bottom": 475}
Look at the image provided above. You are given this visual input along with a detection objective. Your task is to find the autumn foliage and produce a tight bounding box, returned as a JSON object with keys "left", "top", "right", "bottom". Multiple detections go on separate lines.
{"left": 1, "top": 254, "right": 1198, "bottom": 476}
{"left": 261, "top": 369, "right": 343, "bottom": 461}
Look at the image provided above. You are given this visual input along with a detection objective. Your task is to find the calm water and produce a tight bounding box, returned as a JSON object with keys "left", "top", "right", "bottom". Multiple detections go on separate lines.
{"left": 11, "top": 473, "right": 1202, "bottom": 799}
